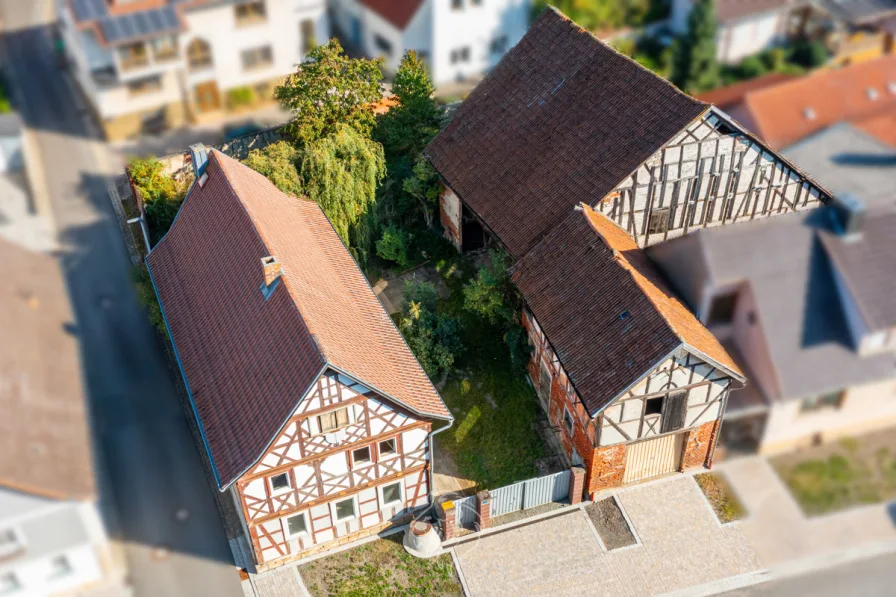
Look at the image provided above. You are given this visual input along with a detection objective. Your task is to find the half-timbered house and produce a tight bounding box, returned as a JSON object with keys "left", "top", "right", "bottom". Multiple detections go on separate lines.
{"left": 146, "top": 147, "right": 452, "bottom": 569}
{"left": 512, "top": 204, "right": 745, "bottom": 495}
{"left": 425, "top": 7, "right": 833, "bottom": 257}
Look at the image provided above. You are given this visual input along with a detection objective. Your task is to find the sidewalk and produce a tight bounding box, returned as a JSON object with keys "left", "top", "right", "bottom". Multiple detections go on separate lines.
{"left": 717, "top": 456, "right": 896, "bottom": 569}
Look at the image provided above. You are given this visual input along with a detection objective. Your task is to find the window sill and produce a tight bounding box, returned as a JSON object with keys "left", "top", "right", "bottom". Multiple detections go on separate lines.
{"left": 242, "top": 62, "right": 274, "bottom": 73}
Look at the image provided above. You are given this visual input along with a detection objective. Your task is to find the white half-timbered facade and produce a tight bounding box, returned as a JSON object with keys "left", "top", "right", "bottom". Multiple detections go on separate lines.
{"left": 236, "top": 371, "right": 434, "bottom": 564}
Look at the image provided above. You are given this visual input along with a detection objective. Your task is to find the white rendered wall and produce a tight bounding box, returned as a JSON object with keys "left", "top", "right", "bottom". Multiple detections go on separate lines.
{"left": 718, "top": 12, "right": 785, "bottom": 64}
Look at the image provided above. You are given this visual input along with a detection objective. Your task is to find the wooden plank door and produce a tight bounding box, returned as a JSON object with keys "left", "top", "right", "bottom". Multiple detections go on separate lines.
{"left": 194, "top": 81, "right": 221, "bottom": 113}
{"left": 623, "top": 433, "right": 683, "bottom": 484}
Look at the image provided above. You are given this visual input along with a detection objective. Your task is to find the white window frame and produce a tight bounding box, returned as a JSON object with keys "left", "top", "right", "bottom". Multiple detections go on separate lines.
{"left": 378, "top": 438, "right": 397, "bottom": 459}
{"left": 47, "top": 554, "right": 73, "bottom": 580}
{"left": 562, "top": 407, "right": 574, "bottom": 436}
{"left": 330, "top": 495, "right": 358, "bottom": 523}
{"left": 282, "top": 511, "right": 310, "bottom": 538}
{"left": 0, "top": 571, "right": 21, "bottom": 594}
{"left": 268, "top": 471, "right": 292, "bottom": 495}
{"left": 351, "top": 445, "right": 372, "bottom": 467}
{"left": 378, "top": 480, "right": 404, "bottom": 508}
{"left": 0, "top": 528, "right": 23, "bottom": 559}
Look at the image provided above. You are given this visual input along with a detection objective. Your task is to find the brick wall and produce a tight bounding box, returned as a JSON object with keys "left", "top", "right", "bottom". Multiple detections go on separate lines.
{"left": 680, "top": 420, "right": 719, "bottom": 470}
{"left": 587, "top": 443, "right": 627, "bottom": 494}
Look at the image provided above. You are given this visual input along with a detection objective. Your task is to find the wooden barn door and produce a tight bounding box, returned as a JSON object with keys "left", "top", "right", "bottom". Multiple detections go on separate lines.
{"left": 623, "top": 433, "right": 684, "bottom": 484}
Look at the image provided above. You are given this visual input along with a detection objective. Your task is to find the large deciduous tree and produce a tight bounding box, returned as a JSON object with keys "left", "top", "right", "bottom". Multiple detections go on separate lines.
{"left": 243, "top": 141, "right": 303, "bottom": 196}
{"left": 671, "top": 0, "right": 720, "bottom": 93}
{"left": 275, "top": 39, "right": 383, "bottom": 146}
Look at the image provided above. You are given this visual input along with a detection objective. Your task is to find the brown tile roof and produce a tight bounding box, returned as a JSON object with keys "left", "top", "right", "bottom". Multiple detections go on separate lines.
{"left": 697, "top": 72, "right": 799, "bottom": 111}
{"left": 0, "top": 238, "right": 96, "bottom": 500}
{"left": 425, "top": 7, "right": 708, "bottom": 258}
{"left": 147, "top": 151, "right": 449, "bottom": 488}
{"left": 360, "top": 0, "right": 423, "bottom": 29}
{"left": 512, "top": 205, "right": 744, "bottom": 415}
{"left": 819, "top": 202, "right": 896, "bottom": 332}
{"left": 715, "top": 0, "right": 797, "bottom": 22}
{"left": 737, "top": 56, "right": 896, "bottom": 149}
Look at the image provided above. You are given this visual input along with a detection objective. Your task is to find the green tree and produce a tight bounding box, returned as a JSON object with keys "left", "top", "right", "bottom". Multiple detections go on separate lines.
{"left": 671, "top": 0, "right": 720, "bottom": 93}
{"left": 399, "top": 281, "right": 462, "bottom": 379}
{"left": 375, "top": 224, "right": 411, "bottom": 269}
{"left": 243, "top": 141, "right": 303, "bottom": 196}
{"left": 790, "top": 40, "right": 828, "bottom": 69}
{"left": 376, "top": 51, "right": 440, "bottom": 159}
{"left": 275, "top": 39, "right": 383, "bottom": 146}
{"left": 300, "top": 124, "right": 386, "bottom": 251}
{"left": 128, "top": 157, "right": 188, "bottom": 242}
{"left": 463, "top": 251, "right": 516, "bottom": 325}
{"left": 401, "top": 156, "right": 440, "bottom": 229}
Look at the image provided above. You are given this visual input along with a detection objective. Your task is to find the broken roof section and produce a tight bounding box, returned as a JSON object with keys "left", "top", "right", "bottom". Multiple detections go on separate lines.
{"left": 512, "top": 204, "right": 743, "bottom": 416}
{"left": 147, "top": 150, "right": 450, "bottom": 488}
{"left": 426, "top": 6, "right": 708, "bottom": 259}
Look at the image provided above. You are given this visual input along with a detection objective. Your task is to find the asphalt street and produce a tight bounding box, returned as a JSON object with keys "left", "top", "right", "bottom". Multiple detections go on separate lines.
{"left": 0, "top": 2, "right": 243, "bottom": 595}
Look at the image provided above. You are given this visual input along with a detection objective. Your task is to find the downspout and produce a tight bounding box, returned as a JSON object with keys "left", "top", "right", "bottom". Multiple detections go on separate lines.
{"left": 427, "top": 417, "right": 454, "bottom": 506}
{"left": 706, "top": 384, "right": 731, "bottom": 469}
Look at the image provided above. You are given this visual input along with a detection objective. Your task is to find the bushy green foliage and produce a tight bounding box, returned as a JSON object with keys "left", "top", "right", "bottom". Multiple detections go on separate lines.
{"left": 790, "top": 40, "right": 829, "bottom": 69}
{"left": 128, "top": 157, "right": 186, "bottom": 243}
{"left": 738, "top": 55, "right": 767, "bottom": 79}
{"left": 672, "top": 0, "right": 720, "bottom": 93}
{"left": 401, "top": 156, "right": 441, "bottom": 229}
{"left": 375, "top": 225, "right": 411, "bottom": 269}
{"left": 300, "top": 125, "right": 386, "bottom": 252}
{"left": 227, "top": 85, "right": 255, "bottom": 107}
{"left": 275, "top": 39, "right": 383, "bottom": 146}
{"left": 132, "top": 265, "right": 166, "bottom": 333}
{"left": 399, "top": 281, "right": 462, "bottom": 379}
{"left": 243, "top": 141, "right": 303, "bottom": 196}
{"left": 534, "top": 0, "right": 668, "bottom": 31}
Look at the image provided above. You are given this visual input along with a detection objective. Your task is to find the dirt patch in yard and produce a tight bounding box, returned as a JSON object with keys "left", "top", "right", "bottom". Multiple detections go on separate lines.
{"left": 695, "top": 472, "right": 746, "bottom": 523}
{"left": 585, "top": 497, "right": 636, "bottom": 550}
{"left": 299, "top": 533, "right": 463, "bottom": 597}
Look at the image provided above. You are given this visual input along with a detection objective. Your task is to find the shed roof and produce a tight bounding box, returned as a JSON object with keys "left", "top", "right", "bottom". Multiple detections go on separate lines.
{"left": 147, "top": 151, "right": 449, "bottom": 488}
{"left": 512, "top": 205, "right": 743, "bottom": 416}
{"left": 426, "top": 7, "right": 707, "bottom": 258}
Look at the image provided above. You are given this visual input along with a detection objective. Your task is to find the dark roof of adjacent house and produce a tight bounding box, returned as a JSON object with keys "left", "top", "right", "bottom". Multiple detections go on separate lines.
{"left": 0, "top": 237, "right": 96, "bottom": 501}
{"left": 147, "top": 151, "right": 450, "bottom": 488}
{"left": 715, "top": 0, "right": 800, "bottom": 23}
{"left": 783, "top": 123, "right": 896, "bottom": 204}
{"left": 512, "top": 205, "right": 743, "bottom": 416}
{"left": 651, "top": 209, "right": 894, "bottom": 401}
{"left": 818, "top": 0, "right": 896, "bottom": 24}
{"left": 360, "top": 0, "right": 423, "bottom": 29}
{"left": 820, "top": 203, "right": 896, "bottom": 332}
{"left": 425, "top": 7, "right": 708, "bottom": 259}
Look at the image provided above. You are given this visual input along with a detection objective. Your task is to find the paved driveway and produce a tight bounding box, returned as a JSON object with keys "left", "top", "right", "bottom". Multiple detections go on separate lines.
{"left": 454, "top": 476, "right": 761, "bottom": 597}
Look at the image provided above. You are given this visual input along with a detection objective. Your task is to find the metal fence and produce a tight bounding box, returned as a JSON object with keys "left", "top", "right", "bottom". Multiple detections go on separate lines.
{"left": 453, "top": 469, "right": 572, "bottom": 529}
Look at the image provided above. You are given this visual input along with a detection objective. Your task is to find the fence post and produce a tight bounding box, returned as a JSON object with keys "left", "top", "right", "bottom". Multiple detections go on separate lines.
{"left": 569, "top": 466, "right": 586, "bottom": 505}
{"left": 476, "top": 490, "right": 492, "bottom": 530}
{"left": 442, "top": 500, "right": 456, "bottom": 540}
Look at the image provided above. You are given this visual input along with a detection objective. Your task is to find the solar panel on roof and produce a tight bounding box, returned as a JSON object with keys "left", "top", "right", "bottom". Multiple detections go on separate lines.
{"left": 71, "top": 0, "right": 108, "bottom": 22}
{"left": 99, "top": 6, "right": 182, "bottom": 45}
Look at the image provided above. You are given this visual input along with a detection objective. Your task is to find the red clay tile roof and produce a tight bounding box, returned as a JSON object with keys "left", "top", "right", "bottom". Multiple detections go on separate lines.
{"left": 147, "top": 151, "right": 449, "bottom": 488}
{"left": 851, "top": 106, "right": 896, "bottom": 146}
{"left": 697, "top": 72, "right": 799, "bottom": 111}
{"left": 0, "top": 238, "right": 96, "bottom": 500}
{"left": 512, "top": 205, "right": 744, "bottom": 415}
{"left": 738, "top": 56, "right": 896, "bottom": 148}
{"left": 425, "top": 7, "right": 708, "bottom": 259}
{"left": 360, "top": 0, "right": 423, "bottom": 29}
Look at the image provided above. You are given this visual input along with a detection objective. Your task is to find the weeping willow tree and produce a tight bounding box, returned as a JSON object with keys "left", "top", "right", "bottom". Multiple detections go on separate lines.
{"left": 301, "top": 125, "right": 386, "bottom": 262}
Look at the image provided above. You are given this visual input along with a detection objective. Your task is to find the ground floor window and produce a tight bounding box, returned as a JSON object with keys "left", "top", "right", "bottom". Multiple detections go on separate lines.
{"left": 563, "top": 407, "right": 575, "bottom": 436}
{"left": 285, "top": 512, "right": 308, "bottom": 537}
{"left": 799, "top": 390, "right": 844, "bottom": 413}
{"left": 379, "top": 438, "right": 397, "bottom": 457}
{"left": 379, "top": 481, "right": 403, "bottom": 507}
{"left": 331, "top": 496, "right": 357, "bottom": 522}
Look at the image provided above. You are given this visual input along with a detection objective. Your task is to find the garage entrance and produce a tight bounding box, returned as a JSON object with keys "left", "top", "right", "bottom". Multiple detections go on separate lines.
{"left": 623, "top": 433, "right": 684, "bottom": 484}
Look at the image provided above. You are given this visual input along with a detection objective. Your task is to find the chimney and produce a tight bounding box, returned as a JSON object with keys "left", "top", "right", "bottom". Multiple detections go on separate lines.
{"left": 188, "top": 143, "right": 209, "bottom": 183}
{"left": 828, "top": 193, "right": 865, "bottom": 237}
{"left": 261, "top": 256, "right": 281, "bottom": 287}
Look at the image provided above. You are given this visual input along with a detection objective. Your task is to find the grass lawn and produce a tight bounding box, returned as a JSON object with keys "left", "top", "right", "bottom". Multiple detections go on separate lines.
{"left": 772, "top": 431, "right": 896, "bottom": 516}
{"left": 299, "top": 534, "right": 463, "bottom": 597}
{"left": 695, "top": 472, "right": 746, "bottom": 523}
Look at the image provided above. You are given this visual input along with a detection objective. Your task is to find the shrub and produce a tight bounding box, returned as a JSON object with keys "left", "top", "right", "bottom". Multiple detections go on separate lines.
{"left": 790, "top": 40, "right": 829, "bottom": 69}
{"left": 375, "top": 225, "right": 411, "bottom": 269}
{"left": 738, "top": 55, "right": 767, "bottom": 79}
{"left": 398, "top": 281, "right": 462, "bottom": 379}
{"left": 132, "top": 265, "right": 166, "bottom": 333}
{"left": 463, "top": 250, "right": 516, "bottom": 325}
{"left": 128, "top": 157, "right": 186, "bottom": 243}
{"left": 227, "top": 86, "right": 256, "bottom": 108}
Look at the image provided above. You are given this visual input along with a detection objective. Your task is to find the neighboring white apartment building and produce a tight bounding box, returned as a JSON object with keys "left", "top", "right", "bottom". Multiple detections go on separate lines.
{"left": 0, "top": 236, "right": 120, "bottom": 597}
{"left": 671, "top": 0, "right": 802, "bottom": 63}
{"left": 329, "top": 0, "right": 531, "bottom": 84}
{"left": 57, "top": 0, "right": 328, "bottom": 140}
